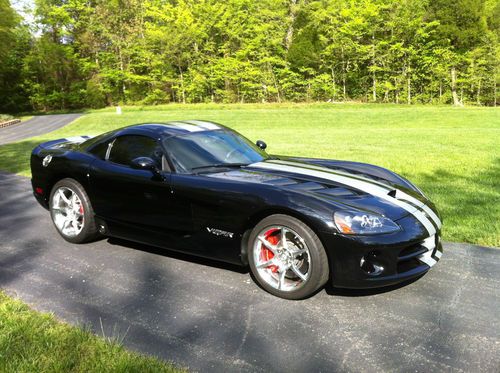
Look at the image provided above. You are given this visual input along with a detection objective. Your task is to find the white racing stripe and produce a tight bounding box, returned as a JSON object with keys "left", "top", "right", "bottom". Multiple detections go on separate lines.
{"left": 395, "top": 190, "right": 442, "bottom": 229}
{"left": 269, "top": 159, "right": 442, "bottom": 229}
{"left": 418, "top": 251, "right": 438, "bottom": 267}
{"left": 65, "top": 136, "right": 87, "bottom": 143}
{"left": 170, "top": 122, "right": 205, "bottom": 132}
{"left": 188, "top": 120, "right": 220, "bottom": 130}
{"left": 417, "top": 236, "right": 440, "bottom": 267}
{"left": 250, "top": 161, "right": 437, "bottom": 236}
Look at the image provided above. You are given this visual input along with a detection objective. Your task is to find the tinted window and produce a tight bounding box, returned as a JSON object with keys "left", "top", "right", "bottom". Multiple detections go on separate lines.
{"left": 108, "top": 135, "right": 162, "bottom": 168}
{"left": 82, "top": 132, "right": 113, "bottom": 159}
{"left": 81, "top": 131, "right": 112, "bottom": 150}
{"left": 163, "top": 130, "right": 267, "bottom": 172}
{"left": 88, "top": 141, "right": 109, "bottom": 160}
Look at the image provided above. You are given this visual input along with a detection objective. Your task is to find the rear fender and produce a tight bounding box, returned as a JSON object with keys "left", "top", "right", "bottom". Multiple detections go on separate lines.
{"left": 39, "top": 136, "right": 91, "bottom": 149}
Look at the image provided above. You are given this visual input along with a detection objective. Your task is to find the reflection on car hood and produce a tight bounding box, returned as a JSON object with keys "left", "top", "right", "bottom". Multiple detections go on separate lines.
{"left": 206, "top": 159, "right": 431, "bottom": 221}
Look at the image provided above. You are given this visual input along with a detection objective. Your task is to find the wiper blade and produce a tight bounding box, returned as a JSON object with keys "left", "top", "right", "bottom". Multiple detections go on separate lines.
{"left": 191, "top": 163, "right": 248, "bottom": 172}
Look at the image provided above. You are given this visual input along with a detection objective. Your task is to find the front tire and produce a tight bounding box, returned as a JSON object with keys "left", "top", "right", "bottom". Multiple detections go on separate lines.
{"left": 248, "top": 214, "right": 329, "bottom": 299}
{"left": 49, "top": 178, "right": 99, "bottom": 244}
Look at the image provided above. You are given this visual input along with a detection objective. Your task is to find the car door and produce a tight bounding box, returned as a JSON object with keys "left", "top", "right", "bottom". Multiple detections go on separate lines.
{"left": 89, "top": 134, "right": 179, "bottom": 244}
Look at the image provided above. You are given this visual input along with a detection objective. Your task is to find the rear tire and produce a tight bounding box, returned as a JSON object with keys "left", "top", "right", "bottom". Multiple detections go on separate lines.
{"left": 49, "top": 178, "right": 100, "bottom": 244}
{"left": 248, "top": 214, "right": 329, "bottom": 300}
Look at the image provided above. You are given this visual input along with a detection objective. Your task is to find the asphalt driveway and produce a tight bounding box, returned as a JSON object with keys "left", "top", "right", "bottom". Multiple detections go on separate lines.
{"left": 0, "top": 171, "right": 499, "bottom": 372}
{"left": 0, "top": 114, "right": 81, "bottom": 145}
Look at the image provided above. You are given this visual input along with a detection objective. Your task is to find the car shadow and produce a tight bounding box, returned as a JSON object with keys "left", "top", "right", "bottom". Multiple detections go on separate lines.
{"left": 324, "top": 274, "right": 424, "bottom": 297}
{"left": 106, "top": 237, "right": 248, "bottom": 274}
{"left": 106, "top": 236, "right": 423, "bottom": 298}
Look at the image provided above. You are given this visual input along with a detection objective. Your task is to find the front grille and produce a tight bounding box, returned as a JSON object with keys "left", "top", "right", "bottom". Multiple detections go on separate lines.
{"left": 398, "top": 244, "right": 428, "bottom": 262}
{"left": 397, "top": 258, "right": 422, "bottom": 273}
{"left": 396, "top": 235, "right": 437, "bottom": 273}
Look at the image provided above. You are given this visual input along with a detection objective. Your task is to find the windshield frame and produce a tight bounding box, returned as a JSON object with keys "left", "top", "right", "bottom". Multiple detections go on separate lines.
{"left": 162, "top": 129, "right": 269, "bottom": 174}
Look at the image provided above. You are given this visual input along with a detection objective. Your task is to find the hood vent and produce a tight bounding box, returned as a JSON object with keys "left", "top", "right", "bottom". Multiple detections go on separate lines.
{"left": 282, "top": 181, "right": 326, "bottom": 191}
{"left": 264, "top": 178, "right": 359, "bottom": 198}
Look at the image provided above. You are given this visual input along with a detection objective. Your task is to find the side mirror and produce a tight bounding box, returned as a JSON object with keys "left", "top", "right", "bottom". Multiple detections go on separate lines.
{"left": 131, "top": 157, "right": 162, "bottom": 179}
{"left": 256, "top": 140, "right": 267, "bottom": 150}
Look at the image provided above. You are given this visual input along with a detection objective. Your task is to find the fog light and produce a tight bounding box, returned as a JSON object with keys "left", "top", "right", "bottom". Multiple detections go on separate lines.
{"left": 360, "top": 251, "right": 384, "bottom": 276}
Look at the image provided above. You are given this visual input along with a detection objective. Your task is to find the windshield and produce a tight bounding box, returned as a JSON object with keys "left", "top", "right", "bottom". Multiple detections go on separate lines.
{"left": 163, "top": 130, "right": 267, "bottom": 173}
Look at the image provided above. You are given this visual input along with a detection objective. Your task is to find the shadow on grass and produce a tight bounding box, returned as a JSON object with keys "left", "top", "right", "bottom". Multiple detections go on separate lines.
{"left": 418, "top": 157, "right": 499, "bottom": 246}
{"left": 0, "top": 140, "right": 39, "bottom": 176}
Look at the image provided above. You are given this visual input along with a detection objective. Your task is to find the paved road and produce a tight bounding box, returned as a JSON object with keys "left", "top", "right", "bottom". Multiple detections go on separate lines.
{"left": 0, "top": 171, "right": 499, "bottom": 372}
{"left": 0, "top": 114, "right": 81, "bottom": 145}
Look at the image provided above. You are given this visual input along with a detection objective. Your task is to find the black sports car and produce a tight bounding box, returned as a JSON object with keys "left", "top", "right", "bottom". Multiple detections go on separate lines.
{"left": 31, "top": 120, "right": 442, "bottom": 299}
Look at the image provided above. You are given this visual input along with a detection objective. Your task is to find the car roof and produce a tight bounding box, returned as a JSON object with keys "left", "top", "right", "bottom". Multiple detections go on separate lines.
{"left": 125, "top": 120, "right": 227, "bottom": 138}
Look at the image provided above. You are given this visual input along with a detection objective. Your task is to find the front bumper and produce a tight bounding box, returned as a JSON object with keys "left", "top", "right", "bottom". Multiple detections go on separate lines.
{"left": 31, "top": 178, "right": 49, "bottom": 209}
{"left": 320, "top": 214, "right": 443, "bottom": 289}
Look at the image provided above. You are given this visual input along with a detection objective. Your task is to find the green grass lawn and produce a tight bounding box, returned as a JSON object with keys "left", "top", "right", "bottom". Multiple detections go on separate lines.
{"left": 0, "top": 103, "right": 498, "bottom": 246}
{"left": 0, "top": 292, "right": 183, "bottom": 372}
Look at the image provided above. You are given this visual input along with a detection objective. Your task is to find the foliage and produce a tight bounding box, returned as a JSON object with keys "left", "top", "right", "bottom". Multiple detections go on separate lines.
{"left": 0, "top": 114, "right": 14, "bottom": 121}
{"left": 0, "top": 291, "right": 185, "bottom": 372}
{"left": 0, "top": 103, "right": 498, "bottom": 246}
{"left": 0, "top": 0, "right": 499, "bottom": 111}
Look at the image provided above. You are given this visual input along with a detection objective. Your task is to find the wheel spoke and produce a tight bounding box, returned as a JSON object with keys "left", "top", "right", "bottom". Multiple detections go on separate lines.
{"left": 280, "top": 228, "right": 288, "bottom": 249}
{"left": 62, "top": 219, "right": 71, "bottom": 233}
{"left": 292, "top": 248, "right": 307, "bottom": 257}
{"left": 256, "top": 259, "right": 274, "bottom": 268}
{"left": 278, "top": 269, "right": 286, "bottom": 290}
{"left": 59, "top": 190, "right": 71, "bottom": 204}
{"left": 73, "top": 201, "right": 82, "bottom": 214}
{"left": 253, "top": 224, "right": 311, "bottom": 292}
{"left": 291, "top": 264, "right": 307, "bottom": 281}
{"left": 258, "top": 236, "right": 278, "bottom": 254}
{"left": 51, "top": 186, "right": 85, "bottom": 237}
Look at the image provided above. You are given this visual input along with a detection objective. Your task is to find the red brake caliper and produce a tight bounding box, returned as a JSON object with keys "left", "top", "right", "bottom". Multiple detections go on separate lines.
{"left": 260, "top": 228, "right": 280, "bottom": 273}
{"left": 79, "top": 204, "right": 84, "bottom": 214}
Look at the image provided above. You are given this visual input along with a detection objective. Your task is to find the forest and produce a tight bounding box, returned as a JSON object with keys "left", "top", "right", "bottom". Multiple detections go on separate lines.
{"left": 0, "top": 0, "right": 499, "bottom": 112}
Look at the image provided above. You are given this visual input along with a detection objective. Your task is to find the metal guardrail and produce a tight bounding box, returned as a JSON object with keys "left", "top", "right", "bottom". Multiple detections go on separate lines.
{"left": 0, "top": 119, "right": 21, "bottom": 129}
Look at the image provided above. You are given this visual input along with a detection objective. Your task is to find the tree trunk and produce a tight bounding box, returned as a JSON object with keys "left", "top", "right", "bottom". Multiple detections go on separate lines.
{"left": 476, "top": 79, "right": 481, "bottom": 105}
{"left": 284, "top": 0, "right": 298, "bottom": 51}
{"left": 341, "top": 48, "right": 347, "bottom": 100}
{"left": 371, "top": 32, "right": 376, "bottom": 102}
{"left": 450, "top": 66, "right": 462, "bottom": 106}
{"left": 269, "top": 63, "right": 281, "bottom": 103}
{"left": 330, "top": 67, "right": 336, "bottom": 101}
{"left": 118, "top": 48, "right": 126, "bottom": 100}
{"left": 494, "top": 79, "right": 497, "bottom": 107}
{"left": 406, "top": 59, "right": 411, "bottom": 105}
{"left": 178, "top": 66, "right": 186, "bottom": 104}
{"left": 407, "top": 77, "right": 411, "bottom": 105}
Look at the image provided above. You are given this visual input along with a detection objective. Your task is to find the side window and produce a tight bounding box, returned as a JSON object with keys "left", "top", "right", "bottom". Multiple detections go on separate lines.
{"left": 88, "top": 141, "right": 110, "bottom": 160}
{"left": 108, "top": 135, "right": 162, "bottom": 168}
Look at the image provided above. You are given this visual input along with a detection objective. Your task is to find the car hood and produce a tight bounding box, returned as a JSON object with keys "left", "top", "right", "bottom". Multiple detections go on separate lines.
{"left": 207, "top": 159, "right": 433, "bottom": 221}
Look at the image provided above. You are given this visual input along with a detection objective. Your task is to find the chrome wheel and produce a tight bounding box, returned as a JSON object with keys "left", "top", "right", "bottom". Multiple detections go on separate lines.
{"left": 253, "top": 225, "right": 311, "bottom": 292}
{"left": 51, "top": 186, "right": 84, "bottom": 237}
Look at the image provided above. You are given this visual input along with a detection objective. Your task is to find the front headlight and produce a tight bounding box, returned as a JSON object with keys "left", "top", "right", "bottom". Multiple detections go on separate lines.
{"left": 333, "top": 210, "right": 400, "bottom": 235}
